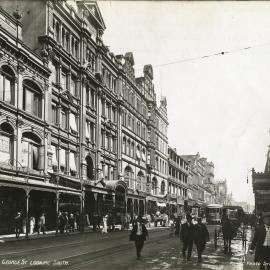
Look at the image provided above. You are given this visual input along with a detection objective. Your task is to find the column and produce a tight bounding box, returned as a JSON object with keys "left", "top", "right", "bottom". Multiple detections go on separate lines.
{"left": 25, "top": 189, "right": 30, "bottom": 239}
{"left": 55, "top": 192, "right": 59, "bottom": 234}
{"left": 80, "top": 191, "right": 85, "bottom": 233}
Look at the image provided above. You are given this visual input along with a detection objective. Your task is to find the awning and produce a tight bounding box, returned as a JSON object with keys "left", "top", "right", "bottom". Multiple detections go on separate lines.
{"left": 105, "top": 180, "right": 128, "bottom": 192}
{"left": 157, "top": 202, "right": 167, "bottom": 207}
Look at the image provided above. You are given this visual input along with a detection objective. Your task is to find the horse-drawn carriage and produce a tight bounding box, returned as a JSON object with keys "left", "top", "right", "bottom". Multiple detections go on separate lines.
{"left": 214, "top": 205, "right": 248, "bottom": 254}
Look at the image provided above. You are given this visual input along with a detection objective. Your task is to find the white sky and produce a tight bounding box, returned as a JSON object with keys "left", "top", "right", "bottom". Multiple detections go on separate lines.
{"left": 98, "top": 1, "right": 270, "bottom": 204}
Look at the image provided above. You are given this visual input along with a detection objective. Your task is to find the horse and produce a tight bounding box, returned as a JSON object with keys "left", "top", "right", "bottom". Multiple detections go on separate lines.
{"left": 221, "top": 216, "right": 236, "bottom": 254}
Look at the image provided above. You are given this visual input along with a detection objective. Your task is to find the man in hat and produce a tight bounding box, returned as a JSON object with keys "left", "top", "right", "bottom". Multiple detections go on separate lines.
{"left": 129, "top": 215, "right": 149, "bottom": 259}
{"left": 194, "top": 217, "right": 210, "bottom": 263}
{"left": 250, "top": 212, "right": 270, "bottom": 270}
{"left": 180, "top": 214, "right": 195, "bottom": 261}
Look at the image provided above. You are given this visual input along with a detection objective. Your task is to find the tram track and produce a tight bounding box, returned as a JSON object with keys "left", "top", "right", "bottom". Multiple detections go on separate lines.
{"left": 11, "top": 232, "right": 171, "bottom": 270}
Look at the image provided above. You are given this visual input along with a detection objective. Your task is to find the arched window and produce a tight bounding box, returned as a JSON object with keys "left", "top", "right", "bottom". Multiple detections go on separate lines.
{"left": 23, "top": 80, "right": 42, "bottom": 118}
{"left": 124, "top": 166, "right": 134, "bottom": 189}
{"left": 0, "top": 123, "right": 14, "bottom": 165}
{"left": 20, "top": 132, "right": 42, "bottom": 171}
{"left": 152, "top": 178, "right": 158, "bottom": 195}
{"left": 0, "top": 65, "right": 15, "bottom": 105}
{"left": 122, "top": 137, "right": 126, "bottom": 154}
{"left": 160, "top": 181, "right": 165, "bottom": 195}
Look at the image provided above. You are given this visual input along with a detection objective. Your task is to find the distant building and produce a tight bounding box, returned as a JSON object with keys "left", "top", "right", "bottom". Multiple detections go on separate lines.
{"left": 168, "top": 147, "right": 189, "bottom": 216}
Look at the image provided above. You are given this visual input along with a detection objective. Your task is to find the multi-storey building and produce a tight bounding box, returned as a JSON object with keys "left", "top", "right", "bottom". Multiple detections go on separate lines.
{"left": 181, "top": 152, "right": 216, "bottom": 214}
{"left": 0, "top": 7, "right": 51, "bottom": 235}
{"left": 119, "top": 52, "right": 148, "bottom": 216}
{"left": 168, "top": 147, "right": 189, "bottom": 216}
{"left": 0, "top": 0, "right": 170, "bottom": 235}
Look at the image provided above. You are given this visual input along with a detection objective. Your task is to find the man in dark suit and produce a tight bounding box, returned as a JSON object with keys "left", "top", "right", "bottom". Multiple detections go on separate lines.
{"left": 180, "top": 214, "right": 195, "bottom": 261}
{"left": 129, "top": 215, "right": 149, "bottom": 259}
{"left": 194, "top": 217, "right": 210, "bottom": 262}
{"left": 250, "top": 212, "right": 270, "bottom": 270}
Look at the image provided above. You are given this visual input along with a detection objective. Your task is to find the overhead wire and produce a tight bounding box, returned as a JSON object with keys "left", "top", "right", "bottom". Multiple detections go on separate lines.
{"left": 135, "top": 41, "right": 270, "bottom": 71}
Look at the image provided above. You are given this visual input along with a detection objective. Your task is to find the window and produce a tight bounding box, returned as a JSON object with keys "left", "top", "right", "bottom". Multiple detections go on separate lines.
{"left": 124, "top": 166, "right": 134, "bottom": 189}
{"left": 51, "top": 104, "right": 58, "bottom": 125}
{"left": 55, "top": 22, "right": 60, "bottom": 43}
{"left": 0, "top": 65, "right": 15, "bottom": 105}
{"left": 137, "top": 121, "right": 140, "bottom": 136}
{"left": 61, "top": 109, "right": 68, "bottom": 130}
{"left": 127, "top": 139, "right": 130, "bottom": 156}
{"left": 136, "top": 145, "right": 141, "bottom": 160}
{"left": 131, "top": 142, "right": 134, "bottom": 158}
{"left": 70, "top": 76, "right": 77, "bottom": 96}
{"left": 61, "top": 71, "right": 68, "bottom": 90}
{"left": 70, "top": 151, "right": 77, "bottom": 176}
{"left": 86, "top": 85, "right": 90, "bottom": 106}
{"left": 85, "top": 121, "right": 90, "bottom": 140}
{"left": 101, "top": 100, "right": 105, "bottom": 116}
{"left": 141, "top": 148, "right": 146, "bottom": 162}
{"left": 20, "top": 132, "right": 42, "bottom": 171}
{"left": 122, "top": 137, "right": 126, "bottom": 153}
{"left": 75, "top": 41, "right": 79, "bottom": 59}
{"left": 152, "top": 178, "right": 158, "bottom": 195}
{"left": 101, "top": 131, "right": 105, "bottom": 148}
{"left": 23, "top": 80, "right": 42, "bottom": 118}
{"left": 90, "top": 123, "right": 95, "bottom": 142}
{"left": 59, "top": 148, "right": 67, "bottom": 174}
{"left": 91, "top": 89, "right": 95, "bottom": 108}
{"left": 52, "top": 64, "right": 58, "bottom": 85}
{"left": 161, "top": 181, "right": 165, "bottom": 195}
{"left": 0, "top": 123, "right": 14, "bottom": 164}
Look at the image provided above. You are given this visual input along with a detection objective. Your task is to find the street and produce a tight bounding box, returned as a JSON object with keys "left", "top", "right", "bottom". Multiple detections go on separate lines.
{"left": 0, "top": 225, "right": 259, "bottom": 270}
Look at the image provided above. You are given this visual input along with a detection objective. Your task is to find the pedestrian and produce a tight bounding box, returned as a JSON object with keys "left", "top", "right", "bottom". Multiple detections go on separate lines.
{"left": 64, "top": 212, "right": 69, "bottom": 234}
{"left": 194, "top": 217, "right": 210, "bottom": 263}
{"left": 102, "top": 214, "right": 108, "bottom": 234}
{"left": 249, "top": 212, "right": 270, "bottom": 270}
{"left": 129, "top": 215, "right": 149, "bottom": 259}
{"left": 175, "top": 216, "right": 182, "bottom": 237}
{"left": 58, "top": 211, "right": 65, "bottom": 234}
{"left": 69, "top": 213, "right": 75, "bottom": 232}
{"left": 38, "top": 213, "right": 46, "bottom": 235}
{"left": 14, "top": 212, "right": 22, "bottom": 238}
{"left": 180, "top": 214, "right": 195, "bottom": 261}
{"left": 75, "top": 212, "right": 80, "bottom": 231}
{"left": 29, "top": 216, "right": 35, "bottom": 235}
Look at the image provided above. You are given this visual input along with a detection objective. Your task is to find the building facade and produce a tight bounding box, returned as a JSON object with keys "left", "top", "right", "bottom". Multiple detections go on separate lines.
{"left": 0, "top": 0, "right": 172, "bottom": 234}
{"left": 168, "top": 147, "right": 189, "bottom": 216}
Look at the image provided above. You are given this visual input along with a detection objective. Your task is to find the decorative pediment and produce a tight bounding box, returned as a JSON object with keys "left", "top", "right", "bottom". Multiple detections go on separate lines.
{"left": 83, "top": 1, "right": 106, "bottom": 30}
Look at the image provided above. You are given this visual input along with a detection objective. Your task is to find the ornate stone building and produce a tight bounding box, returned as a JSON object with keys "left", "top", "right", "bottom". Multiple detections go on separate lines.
{"left": 0, "top": 0, "right": 171, "bottom": 235}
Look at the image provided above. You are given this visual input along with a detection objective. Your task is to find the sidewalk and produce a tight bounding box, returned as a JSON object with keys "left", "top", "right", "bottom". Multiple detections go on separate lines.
{"left": 0, "top": 223, "right": 169, "bottom": 243}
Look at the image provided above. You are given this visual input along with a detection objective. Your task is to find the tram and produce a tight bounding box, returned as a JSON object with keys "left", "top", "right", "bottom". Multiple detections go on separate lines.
{"left": 205, "top": 204, "right": 223, "bottom": 224}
